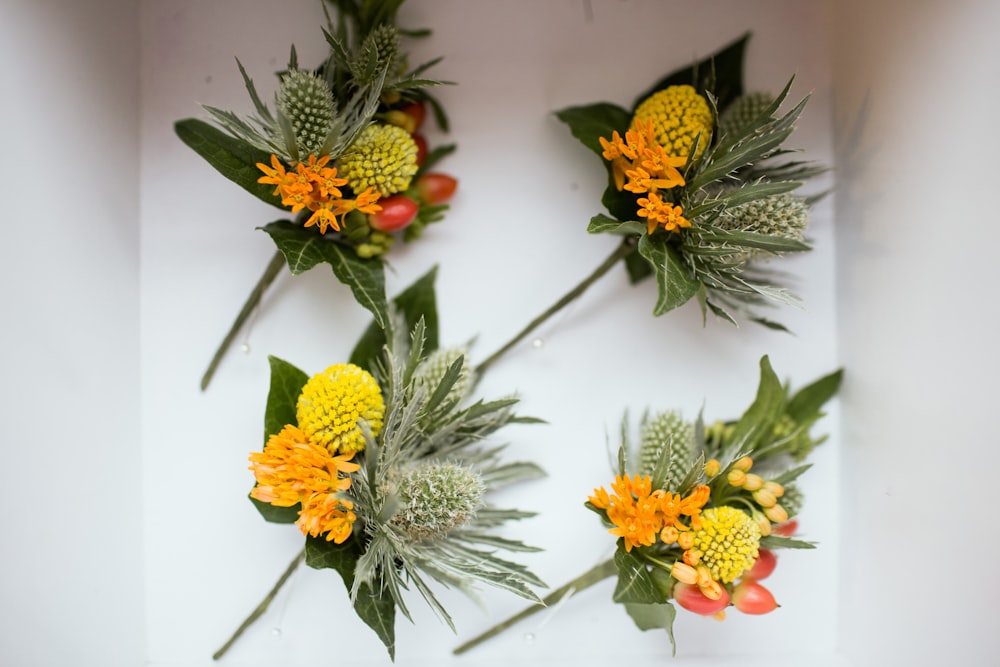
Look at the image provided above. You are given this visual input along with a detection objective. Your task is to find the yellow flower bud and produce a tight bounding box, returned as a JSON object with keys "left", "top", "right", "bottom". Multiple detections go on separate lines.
{"left": 734, "top": 456, "right": 753, "bottom": 472}
{"left": 764, "top": 504, "right": 789, "bottom": 524}
{"left": 678, "top": 531, "right": 695, "bottom": 550}
{"left": 671, "top": 562, "right": 698, "bottom": 585}
{"left": 660, "top": 526, "right": 679, "bottom": 544}
{"left": 763, "top": 481, "right": 785, "bottom": 497}
{"left": 753, "top": 488, "right": 778, "bottom": 508}
{"left": 704, "top": 459, "right": 721, "bottom": 477}
{"left": 753, "top": 511, "right": 772, "bottom": 537}
{"left": 742, "top": 473, "right": 764, "bottom": 491}
{"left": 727, "top": 469, "right": 747, "bottom": 487}
{"left": 683, "top": 549, "right": 702, "bottom": 566}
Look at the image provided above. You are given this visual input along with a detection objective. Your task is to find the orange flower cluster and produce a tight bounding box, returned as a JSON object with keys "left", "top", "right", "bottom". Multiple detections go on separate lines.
{"left": 257, "top": 154, "right": 382, "bottom": 234}
{"left": 588, "top": 474, "right": 710, "bottom": 552}
{"left": 249, "top": 424, "right": 361, "bottom": 543}
{"left": 599, "top": 118, "right": 691, "bottom": 235}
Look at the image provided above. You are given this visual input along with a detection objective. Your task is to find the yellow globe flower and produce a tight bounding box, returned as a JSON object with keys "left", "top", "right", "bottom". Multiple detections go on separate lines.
{"left": 339, "top": 123, "right": 419, "bottom": 196}
{"left": 687, "top": 505, "right": 761, "bottom": 583}
{"left": 296, "top": 363, "right": 385, "bottom": 455}
{"left": 633, "top": 85, "right": 713, "bottom": 160}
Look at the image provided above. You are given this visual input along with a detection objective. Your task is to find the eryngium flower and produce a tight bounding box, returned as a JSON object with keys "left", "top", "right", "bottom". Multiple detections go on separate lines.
{"left": 391, "top": 462, "right": 485, "bottom": 541}
{"left": 276, "top": 69, "right": 336, "bottom": 157}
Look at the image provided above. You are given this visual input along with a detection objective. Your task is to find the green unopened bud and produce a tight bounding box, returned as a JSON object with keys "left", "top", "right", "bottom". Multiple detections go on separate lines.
{"left": 410, "top": 347, "right": 473, "bottom": 407}
{"left": 391, "top": 462, "right": 485, "bottom": 541}
{"left": 717, "top": 91, "right": 775, "bottom": 139}
{"left": 276, "top": 69, "right": 336, "bottom": 157}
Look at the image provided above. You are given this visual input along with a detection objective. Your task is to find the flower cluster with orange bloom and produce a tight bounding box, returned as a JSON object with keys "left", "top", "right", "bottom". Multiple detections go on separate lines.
{"left": 588, "top": 474, "right": 709, "bottom": 552}
{"left": 599, "top": 118, "right": 691, "bottom": 234}
{"left": 256, "top": 154, "right": 383, "bottom": 235}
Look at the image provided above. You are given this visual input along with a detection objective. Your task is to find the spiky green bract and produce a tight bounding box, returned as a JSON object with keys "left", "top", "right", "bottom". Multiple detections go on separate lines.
{"left": 345, "top": 315, "right": 545, "bottom": 632}
{"left": 409, "top": 346, "right": 472, "bottom": 411}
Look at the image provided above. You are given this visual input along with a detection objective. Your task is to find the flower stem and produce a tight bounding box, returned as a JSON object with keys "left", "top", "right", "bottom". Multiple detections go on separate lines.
{"left": 452, "top": 557, "right": 616, "bottom": 656}
{"left": 475, "top": 238, "right": 636, "bottom": 375}
{"left": 201, "top": 250, "right": 287, "bottom": 391}
{"left": 213, "top": 548, "right": 304, "bottom": 661}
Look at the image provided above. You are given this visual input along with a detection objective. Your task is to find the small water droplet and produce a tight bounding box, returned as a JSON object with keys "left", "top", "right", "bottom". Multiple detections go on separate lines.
{"left": 523, "top": 632, "right": 536, "bottom": 643}
{"left": 531, "top": 338, "right": 544, "bottom": 349}
{"left": 240, "top": 342, "right": 252, "bottom": 354}
{"left": 271, "top": 627, "right": 282, "bottom": 638}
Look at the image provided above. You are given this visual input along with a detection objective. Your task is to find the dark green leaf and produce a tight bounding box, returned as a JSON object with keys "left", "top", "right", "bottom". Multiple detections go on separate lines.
{"left": 623, "top": 602, "right": 677, "bottom": 654}
{"left": 601, "top": 180, "right": 641, "bottom": 223}
{"left": 305, "top": 537, "right": 397, "bottom": 659}
{"left": 723, "top": 356, "right": 785, "bottom": 459}
{"left": 786, "top": 369, "right": 843, "bottom": 422}
{"left": 349, "top": 266, "right": 439, "bottom": 370}
{"left": 261, "top": 221, "right": 388, "bottom": 329}
{"left": 637, "top": 236, "right": 701, "bottom": 315}
{"left": 263, "top": 355, "right": 309, "bottom": 442}
{"left": 624, "top": 247, "right": 653, "bottom": 284}
{"left": 554, "top": 102, "right": 631, "bottom": 157}
{"left": 612, "top": 548, "right": 662, "bottom": 604}
{"left": 631, "top": 32, "right": 749, "bottom": 112}
{"left": 249, "top": 495, "right": 299, "bottom": 524}
{"left": 174, "top": 118, "right": 282, "bottom": 208}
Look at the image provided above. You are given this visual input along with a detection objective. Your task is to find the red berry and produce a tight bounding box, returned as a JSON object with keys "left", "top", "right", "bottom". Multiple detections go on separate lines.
{"left": 413, "top": 133, "right": 428, "bottom": 166}
{"left": 400, "top": 101, "right": 426, "bottom": 131}
{"left": 772, "top": 519, "right": 799, "bottom": 536}
{"left": 732, "top": 580, "right": 779, "bottom": 615}
{"left": 369, "top": 194, "right": 419, "bottom": 232}
{"left": 415, "top": 172, "right": 458, "bottom": 205}
{"left": 673, "top": 582, "right": 730, "bottom": 616}
{"left": 747, "top": 549, "right": 777, "bottom": 580}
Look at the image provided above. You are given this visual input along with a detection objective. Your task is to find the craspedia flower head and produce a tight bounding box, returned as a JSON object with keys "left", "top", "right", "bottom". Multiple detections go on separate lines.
{"left": 339, "top": 123, "right": 419, "bottom": 196}
{"left": 410, "top": 346, "right": 473, "bottom": 406}
{"left": 296, "top": 363, "right": 385, "bottom": 455}
{"left": 689, "top": 506, "right": 761, "bottom": 583}
{"left": 717, "top": 91, "right": 775, "bottom": 139}
{"left": 638, "top": 410, "right": 695, "bottom": 485}
{"left": 633, "top": 85, "right": 713, "bottom": 160}
{"left": 276, "top": 69, "right": 336, "bottom": 157}
{"left": 717, "top": 193, "right": 809, "bottom": 243}
{"left": 390, "top": 462, "right": 485, "bottom": 541}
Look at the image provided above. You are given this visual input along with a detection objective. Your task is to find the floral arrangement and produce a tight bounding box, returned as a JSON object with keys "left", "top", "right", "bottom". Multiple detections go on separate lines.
{"left": 213, "top": 270, "right": 545, "bottom": 660}
{"left": 475, "top": 35, "right": 826, "bottom": 373}
{"left": 455, "top": 356, "right": 841, "bottom": 656}
{"left": 175, "top": 0, "right": 459, "bottom": 389}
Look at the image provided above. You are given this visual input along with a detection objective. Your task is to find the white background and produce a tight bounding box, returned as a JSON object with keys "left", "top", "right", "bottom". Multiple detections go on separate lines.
{"left": 1, "top": 1, "right": 997, "bottom": 666}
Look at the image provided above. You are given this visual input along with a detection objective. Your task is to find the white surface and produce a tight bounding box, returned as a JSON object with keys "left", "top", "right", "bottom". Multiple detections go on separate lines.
{"left": 4, "top": 0, "right": 995, "bottom": 665}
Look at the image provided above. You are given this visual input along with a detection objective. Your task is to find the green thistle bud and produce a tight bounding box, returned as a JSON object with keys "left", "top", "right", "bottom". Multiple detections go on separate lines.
{"left": 410, "top": 346, "right": 472, "bottom": 406}
{"left": 717, "top": 193, "right": 809, "bottom": 243}
{"left": 780, "top": 483, "right": 803, "bottom": 518}
{"left": 638, "top": 410, "right": 695, "bottom": 487}
{"left": 355, "top": 24, "right": 402, "bottom": 81}
{"left": 718, "top": 91, "right": 775, "bottom": 139}
{"left": 276, "top": 69, "right": 336, "bottom": 157}
{"left": 391, "top": 462, "right": 485, "bottom": 541}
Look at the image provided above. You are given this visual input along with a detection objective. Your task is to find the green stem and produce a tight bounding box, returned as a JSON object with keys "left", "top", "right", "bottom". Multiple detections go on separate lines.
{"left": 452, "top": 558, "right": 616, "bottom": 656}
{"left": 213, "top": 548, "right": 304, "bottom": 661}
{"left": 201, "top": 250, "right": 287, "bottom": 391}
{"left": 475, "top": 238, "right": 636, "bottom": 376}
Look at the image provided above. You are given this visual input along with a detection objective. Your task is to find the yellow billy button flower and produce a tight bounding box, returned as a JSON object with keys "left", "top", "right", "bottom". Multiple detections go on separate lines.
{"left": 632, "top": 85, "right": 713, "bottom": 160}
{"left": 296, "top": 364, "right": 385, "bottom": 456}
{"left": 339, "top": 123, "right": 419, "bottom": 196}
{"left": 687, "top": 506, "right": 762, "bottom": 584}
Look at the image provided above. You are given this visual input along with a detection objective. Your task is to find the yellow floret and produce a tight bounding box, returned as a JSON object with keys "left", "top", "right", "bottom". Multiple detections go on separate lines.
{"left": 296, "top": 363, "right": 385, "bottom": 455}
{"left": 633, "top": 85, "right": 713, "bottom": 160}
{"left": 338, "top": 123, "right": 419, "bottom": 196}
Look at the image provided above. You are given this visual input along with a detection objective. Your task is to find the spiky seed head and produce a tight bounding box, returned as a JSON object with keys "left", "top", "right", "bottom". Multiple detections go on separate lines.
{"left": 638, "top": 410, "right": 695, "bottom": 486}
{"left": 391, "top": 462, "right": 485, "bottom": 541}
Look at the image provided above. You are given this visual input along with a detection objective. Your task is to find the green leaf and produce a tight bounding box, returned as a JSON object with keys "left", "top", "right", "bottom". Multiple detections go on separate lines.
{"left": 305, "top": 537, "right": 397, "bottom": 659}
{"left": 587, "top": 214, "right": 644, "bottom": 236}
{"left": 623, "top": 602, "right": 677, "bottom": 655}
{"left": 248, "top": 496, "right": 299, "bottom": 523}
{"left": 693, "top": 228, "right": 811, "bottom": 254}
{"left": 769, "top": 463, "right": 812, "bottom": 486}
{"left": 348, "top": 266, "right": 439, "bottom": 370}
{"left": 786, "top": 369, "right": 844, "bottom": 422}
{"left": 263, "top": 355, "right": 309, "bottom": 442}
{"left": 631, "top": 32, "right": 750, "bottom": 112}
{"left": 760, "top": 535, "right": 816, "bottom": 550}
{"left": 637, "top": 235, "right": 701, "bottom": 315}
{"left": 174, "top": 118, "right": 282, "bottom": 208}
{"left": 724, "top": 355, "right": 785, "bottom": 459}
{"left": 612, "top": 548, "right": 662, "bottom": 604}
{"left": 261, "top": 220, "right": 388, "bottom": 329}
{"left": 624, "top": 247, "right": 653, "bottom": 284}
{"left": 554, "top": 102, "right": 631, "bottom": 157}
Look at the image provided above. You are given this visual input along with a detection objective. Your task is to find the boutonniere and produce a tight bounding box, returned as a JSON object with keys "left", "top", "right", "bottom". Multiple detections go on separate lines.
{"left": 176, "top": 1, "right": 459, "bottom": 389}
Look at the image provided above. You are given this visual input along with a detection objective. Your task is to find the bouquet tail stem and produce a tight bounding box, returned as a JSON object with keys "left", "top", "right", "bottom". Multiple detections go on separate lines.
{"left": 475, "top": 238, "right": 635, "bottom": 375}
{"left": 452, "top": 557, "right": 616, "bottom": 656}
{"left": 201, "top": 250, "right": 287, "bottom": 391}
{"left": 213, "top": 548, "right": 304, "bottom": 660}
